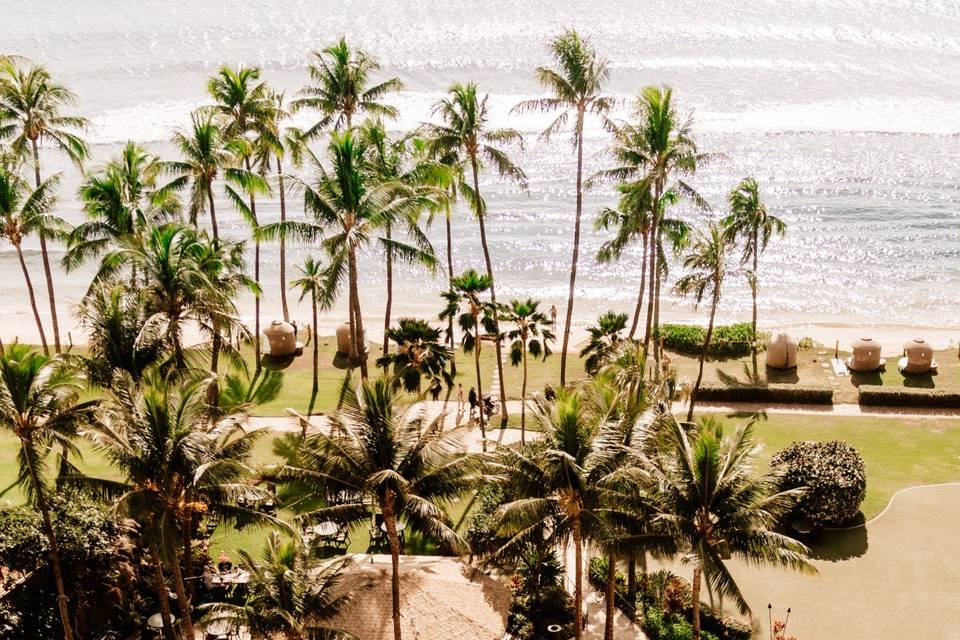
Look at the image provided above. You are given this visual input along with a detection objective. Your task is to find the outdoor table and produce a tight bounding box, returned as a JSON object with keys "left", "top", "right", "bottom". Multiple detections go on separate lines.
{"left": 313, "top": 520, "right": 338, "bottom": 537}
{"left": 213, "top": 569, "right": 251, "bottom": 586}
{"left": 147, "top": 612, "right": 176, "bottom": 632}
{"left": 381, "top": 521, "right": 406, "bottom": 533}
{"left": 204, "top": 619, "right": 235, "bottom": 639}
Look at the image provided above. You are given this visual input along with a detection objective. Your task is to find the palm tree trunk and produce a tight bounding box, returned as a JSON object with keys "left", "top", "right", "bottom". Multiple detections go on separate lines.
{"left": 171, "top": 325, "right": 186, "bottom": 371}
{"left": 31, "top": 140, "right": 61, "bottom": 354}
{"left": 15, "top": 243, "right": 49, "bottom": 355}
{"left": 642, "top": 188, "right": 661, "bottom": 356}
{"left": 473, "top": 328, "right": 486, "bottom": 451}
{"left": 521, "top": 345, "right": 527, "bottom": 445}
{"left": 309, "top": 297, "right": 319, "bottom": 415}
{"left": 445, "top": 211, "right": 456, "bottom": 376}
{"left": 21, "top": 438, "right": 76, "bottom": 640}
{"left": 181, "top": 513, "right": 195, "bottom": 601}
{"left": 469, "top": 156, "right": 508, "bottom": 425}
{"left": 627, "top": 555, "right": 637, "bottom": 611}
{"left": 752, "top": 231, "right": 759, "bottom": 352}
{"left": 167, "top": 539, "right": 195, "bottom": 640}
{"left": 691, "top": 567, "right": 703, "bottom": 640}
{"left": 277, "top": 156, "right": 290, "bottom": 322}
{"left": 383, "top": 223, "right": 393, "bottom": 357}
{"left": 206, "top": 184, "right": 219, "bottom": 241}
{"left": 148, "top": 541, "right": 177, "bottom": 640}
{"left": 604, "top": 553, "right": 617, "bottom": 640}
{"left": 209, "top": 332, "right": 221, "bottom": 407}
{"left": 653, "top": 228, "right": 664, "bottom": 362}
{"left": 687, "top": 293, "right": 718, "bottom": 422}
{"left": 559, "top": 121, "right": 585, "bottom": 386}
{"left": 245, "top": 157, "right": 262, "bottom": 376}
{"left": 628, "top": 232, "right": 649, "bottom": 339}
{"left": 382, "top": 495, "right": 403, "bottom": 640}
{"left": 348, "top": 246, "right": 368, "bottom": 378}
{"left": 573, "top": 515, "right": 584, "bottom": 640}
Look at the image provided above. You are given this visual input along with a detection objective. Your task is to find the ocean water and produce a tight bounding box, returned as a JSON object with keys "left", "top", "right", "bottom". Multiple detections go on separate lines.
{"left": 3, "top": 0, "right": 960, "bottom": 341}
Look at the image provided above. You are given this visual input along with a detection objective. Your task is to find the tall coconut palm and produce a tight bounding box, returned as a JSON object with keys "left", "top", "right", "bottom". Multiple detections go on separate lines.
{"left": 645, "top": 418, "right": 814, "bottom": 640}
{"left": 278, "top": 377, "right": 476, "bottom": 640}
{"left": 425, "top": 82, "right": 526, "bottom": 425}
{"left": 0, "top": 168, "right": 65, "bottom": 354}
{"left": 0, "top": 57, "right": 89, "bottom": 354}
{"left": 376, "top": 317, "right": 453, "bottom": 399}
{"left": 0, "top": 345, "right": 95, "bottom": 640}
{"left": 294, "top": 36, "right": 402, "bottom": 135}
{"left": 580, "top": 310, "right": 628, "bottom": 375}
{"left": 209, "top": 65, "right": 275, "bottom": 372}
{"left": 200, "top": 531, "right": 357, "bottom": 640}
{"left": 260, "top": 130, "right": 436, "bottom": 379}
{"left": 513, "top": 29, "right": 612, "bottom": 386}
{"left": 500, "top": 298, "right": 554, "bottom": 442}
{"left": 440, "top": 269, "right": 497, "bottom": 441}
{"left": 66, "top": 141, "right": 180, "bottom": 280}
{"left": 674, "top": 222, "right": 733, "bottom": 421}
{"left": 163, "top": 109, "right": 237, "bottom": 240}
{"left": 598, "top": 87, "right": 704, "bottom": 360}
{"left": 292, "top": 256, "right": 325, "bottom": 415}
{"left": 722, "top": 177, "right": 786, "bottom": 358}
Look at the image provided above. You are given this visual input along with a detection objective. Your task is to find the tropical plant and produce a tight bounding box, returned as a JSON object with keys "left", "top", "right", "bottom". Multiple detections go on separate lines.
{"left": 513, "top": 29, "right": 612, "bottom": 385}
{"left": 770, "top": 440, "right": 867, "bottom": 527}
{"left": 200, "top": 530, "right": 357, "bottom": 640}
{"left": 425, "top": 82, "right": 527, "bottom": 425}
{"left": 377, "top": 317, "right": 453, "bottom": 399}
{"left": 0, "top": 168, "right": 65, "bottom": 354}
{"left": 644, "top": 418, "right": 815, "bottom": 640}
{"left": 66, "top": 141, "right": 180, "bottom": 280}
{"left": 209, "top": 65, "right": 275, "bottom": 370}
{"left": 722, "top": 178, "right": 786, "bottom": 357}
{"left": 260, "top": 130, "right": 436, "bottom": 379}
{"left": 501, "top": 298, "right": 554, "bottom": 441}
{"left": 597, "top": 86, "right": 705, "bottom": 358}
{"left": 440, "top": 269, "right": 497, "bottom": 439}
{"left": 580, "top": 311, "right": 628, "bottom": 374}
{"left": 673, "top": 222, "right": 733, "bottom": 421}
{"left": 292, "top": 255, "right": 325, "bottom": 414}
{"left": 294, "top": 36, "right": 402, "bottom": 134}
{"left": 0, "top": 56, "right": 89, "bottom": 354}
{"left": 278, "top": 377, "right": 476, "bottom": 640}
{"left": 0, "top": 345, "right": 95, "bottom": 640}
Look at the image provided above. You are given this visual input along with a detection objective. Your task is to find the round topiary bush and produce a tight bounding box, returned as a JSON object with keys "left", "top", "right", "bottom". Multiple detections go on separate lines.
{"left": 771, "top": 440, "right": 867, "bottom": 527}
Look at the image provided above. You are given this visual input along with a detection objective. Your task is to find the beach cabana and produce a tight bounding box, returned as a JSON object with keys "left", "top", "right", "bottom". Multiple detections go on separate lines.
{"left": 336, "top": 321, "right": 367, "bottom": 357}
{"left": 899, "top": 338, "right": 936, "bottom": 374}
{"left": 263, "top": 320, "right": 300, "bottom": 357}
{"left": 766, "top": 332, "right": 798, "bottom": 369}
{"left": 847, "top": 337, "right": 883, "bottom": 372}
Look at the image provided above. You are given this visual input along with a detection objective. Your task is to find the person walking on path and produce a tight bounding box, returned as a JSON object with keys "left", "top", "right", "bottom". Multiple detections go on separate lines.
{"left": 456, "top": 383, "right": 465, "bottom": 414}
{"left": 468, "top": 386, "right": 478, "bottom": 422}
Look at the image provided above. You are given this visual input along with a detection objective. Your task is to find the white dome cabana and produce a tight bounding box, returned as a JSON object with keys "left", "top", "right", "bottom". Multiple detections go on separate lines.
{"left": 899, "top": 338, "right": 936, "bottom": 375}
{"left": 766, "top": 332, "right": 798, "bottom": 370}
{"left": 847, "top": 337, "right": 883, "bottom": 372}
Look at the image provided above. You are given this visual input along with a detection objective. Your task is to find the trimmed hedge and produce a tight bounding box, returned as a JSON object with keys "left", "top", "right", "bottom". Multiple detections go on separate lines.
{"left": 696, "top": 383, "right": 833, "bottom": 405}
{"left": 657, "top": 322, "right": 764, "bottom": 360}
{"left": 858, "top": 385, "right": 960, "bottom": 408}
{"left": 771, "top": 441, "right": 867, "bottom": 527}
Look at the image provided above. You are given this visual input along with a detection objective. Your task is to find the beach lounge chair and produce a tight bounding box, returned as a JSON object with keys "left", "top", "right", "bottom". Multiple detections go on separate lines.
{"left": 899, "top": 338, "right": 937, "bottom": 375}
{"left": 846, "top": 337, "right": 884, "bottom": 372}
{"left": 766, "top": 332, "right": 798, "bottom": 369}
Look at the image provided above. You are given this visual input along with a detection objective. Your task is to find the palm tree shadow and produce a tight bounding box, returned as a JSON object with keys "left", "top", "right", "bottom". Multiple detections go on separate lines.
{"left": 336, "top": 370, "right": 353, "bottom": 411}
{"left": 806, "top": 522, "right": 869, "bottom": 562}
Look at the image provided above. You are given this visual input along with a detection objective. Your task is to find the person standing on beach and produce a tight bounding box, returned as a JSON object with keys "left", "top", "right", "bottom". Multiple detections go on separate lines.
{"left": 468, "top": 386, "right": 478, "bottom": 421}
{"left": 549, "top": 304, "right": 558, "bottom": 328}
{"left": 456, "top": 383, "right": 465, "bottom": 413}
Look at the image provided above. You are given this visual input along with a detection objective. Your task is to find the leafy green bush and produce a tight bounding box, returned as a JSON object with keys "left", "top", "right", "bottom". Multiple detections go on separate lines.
{"left": 771, "top": 440, "right": 867, "bottom": 526}
{"left": 658, "top": 322, "right": 765, "bottom": 359}
{"left": 858, "top": 385, "right": 960, "bottom": 408}
{"left": 696, "top": 384, "right": 833, "bottom": 404}
{"left": 506, "top": 549, "right": 575, "bottom": 639}
{"left": 465, "top": 484, "right": 506, "bottom": 558}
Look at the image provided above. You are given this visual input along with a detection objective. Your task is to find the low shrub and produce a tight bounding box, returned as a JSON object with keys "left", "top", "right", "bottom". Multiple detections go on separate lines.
{"left": 506, "top": 549, "right": 575, "bottom": 640}
{"left": 695, "top": 384, "right": 833, "bottom": 405}
{"left": 465, "top": 484, "right": 506, "bottom": 558}
{"left": 658, "top": 323, "right": 766, "bottom": 360}
{"left": 771, "top": 440, "right": 867, "bottom": 527}
{"left": 858, "top": 385, "right": 960, "bottom": 408}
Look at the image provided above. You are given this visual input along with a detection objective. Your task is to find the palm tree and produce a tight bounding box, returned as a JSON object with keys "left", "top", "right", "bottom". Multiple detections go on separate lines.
{"left": 513, "top": 30, "right": 612, "bottom": 386}
{"left": 674, "top": 222, "right": 733, "bottom": 421}
{"left": 66, "top": 141, "right": 180, "bottom": 280}
{"left": 294, "top": 36, "right": 402, "bottom": 135}
{"left": 164, "top": 109, "right": 237, "bottom": 240}
{"left": 0, "top": 168, "right": 65, "bottom": 354}
{"left": 440, "top": 269, "right": 497, "bottom": 440}
{"left": 500, "top": 298, "right": 554, "bottom": 441}
{"left": 425, "top": 82, "right": 526, "bottom": 425}
{"left": 278, "top": 377, "right": 476, "bottom": 640}
{"left": 598, "top": 87, "right": 704, "bottom": 359}
{"left": 580, "top": 311, "right": 628, "bottom": 374}
{"left": 200, "top": 530, "right": 357, "bottom": 640}
{"left": 209, "top": 65, "right": 275, "bottom": 372}
{"left": 376, "top": 317, "right": 453, "bottom": 399}
{"left": 292, "top": 256, "right": 325, "bottom": 414}
{"left": 0, "top": 57, "right": 89, "bottom": 354}
{"left": 260, "top": 130, "right": 436, "bottom": 379}
{"left": 722, "top": 178, "right": 786, "bottom": 358}
{"left": 645, "top": 418, "right": 815, "bottom": 639}
{"left": 488, "top": 388, "right": 626, "bottom": 640}
{"left": 0, "top": 345, "right": 95, "bottom": 640}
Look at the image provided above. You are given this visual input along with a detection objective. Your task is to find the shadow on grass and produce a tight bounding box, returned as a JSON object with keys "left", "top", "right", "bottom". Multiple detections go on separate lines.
{"left": 902, "top": 372, "right": 937, "bottom": 389}
{"left": 807, "top": 521, "right": 869, "bottom": 562}
{"left": 851, "top": 370, "right": 883, "bottom": 387}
